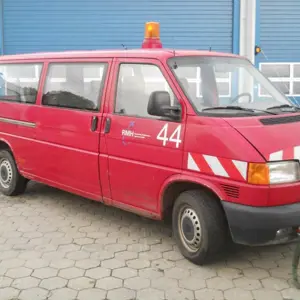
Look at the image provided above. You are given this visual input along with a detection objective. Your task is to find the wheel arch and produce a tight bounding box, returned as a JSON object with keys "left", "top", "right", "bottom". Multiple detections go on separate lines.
{"left": 0, "top": 138, "right": 14, "bottom": 152}
{"left": 159, "top": 174, "right": 227, "bottom": 221}
{"left": 0, "top": 138, "right": 20, "bottom": 170}
{"left": 0, "top": 138, "right": 28, "bottom": 196}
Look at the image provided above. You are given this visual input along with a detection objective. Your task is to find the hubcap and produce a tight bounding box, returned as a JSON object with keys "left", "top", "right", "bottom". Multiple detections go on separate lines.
{"left": 178, "top": 207, "right": 202, "bottom": 252}
{"left": 0, "top": 159, "right": 13, "bottom": 189}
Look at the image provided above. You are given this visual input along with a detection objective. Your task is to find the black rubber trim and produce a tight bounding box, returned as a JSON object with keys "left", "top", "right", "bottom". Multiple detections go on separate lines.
{"left": 260, "top": 114, "right": 300, "bottom": 125}
{"left": 222, "top": 201, "right": 300, "bottom": 245}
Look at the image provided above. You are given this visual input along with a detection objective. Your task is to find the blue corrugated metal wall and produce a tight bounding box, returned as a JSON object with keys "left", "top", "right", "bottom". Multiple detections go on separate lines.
{"left": 256, "top": 0, "right": 300, "bottom": 104}
{"left": 257, "top": 0, "right": 300, "bottom": 63}
{"left": 2, "top": 0, "right": 233, "bottom": 55}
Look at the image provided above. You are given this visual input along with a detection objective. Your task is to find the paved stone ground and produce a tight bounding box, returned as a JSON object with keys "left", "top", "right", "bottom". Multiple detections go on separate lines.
{"left": 0, "top": 182, "right": 300, "bottom": 300}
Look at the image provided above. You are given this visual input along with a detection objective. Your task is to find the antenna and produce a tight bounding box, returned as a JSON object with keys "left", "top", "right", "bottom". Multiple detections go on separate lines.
{"left": 209, "top": 46, "right": 212, "bottom": 52}
{"left": 172, "top": 49, "right": 178, "bottom": 69}
{"left": 121, "top": 44, "right": 128, "bottom": 50}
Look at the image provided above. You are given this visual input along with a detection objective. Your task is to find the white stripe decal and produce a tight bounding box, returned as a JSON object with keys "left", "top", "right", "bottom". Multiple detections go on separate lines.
{"left": 232, "top": 160, "right": 248, "bottom": 180}
{"left": 187, "top": 153, "right": 200, "bottom": 171}
{"left": 269, "top": 150, "right": 283, "bottom": 161}
{"left": 294, "top": 146, "right": 300, "bottom": 161}
{"left": 203, "top": 155, "right": 229, "bottom": 177}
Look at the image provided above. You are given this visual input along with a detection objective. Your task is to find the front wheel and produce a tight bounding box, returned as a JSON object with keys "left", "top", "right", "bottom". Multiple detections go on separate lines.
{"left": 172, "top": 189, "right": 228, "bottom": 265}
{"left": 0, "top": 150, "right": 28, "bottom": 196}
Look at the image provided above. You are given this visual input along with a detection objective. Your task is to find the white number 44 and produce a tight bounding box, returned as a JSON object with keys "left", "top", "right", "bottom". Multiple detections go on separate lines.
{"left": 157, "top": 124, "right": 182, "bottom": 148}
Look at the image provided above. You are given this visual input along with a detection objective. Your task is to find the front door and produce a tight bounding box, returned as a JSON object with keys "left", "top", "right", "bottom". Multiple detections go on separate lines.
{"left": 104, "top": 58, "right": 185, "bottom": 213}
{"left": 34, "top": 59, "right": 111, "bottom": 199}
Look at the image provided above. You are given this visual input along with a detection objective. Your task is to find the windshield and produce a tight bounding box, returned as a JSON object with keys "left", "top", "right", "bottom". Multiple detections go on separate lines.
{"left": 168, "top": 56, "right": 293, "bottom": 114}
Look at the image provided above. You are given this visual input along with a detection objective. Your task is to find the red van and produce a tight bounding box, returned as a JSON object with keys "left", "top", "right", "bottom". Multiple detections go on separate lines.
{"left": 0, "top": 22, "right": 300, "bottom": 265}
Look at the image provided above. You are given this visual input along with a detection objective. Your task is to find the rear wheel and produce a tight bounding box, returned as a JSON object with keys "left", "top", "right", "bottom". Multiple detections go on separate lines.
{"left": 0, "top": 150, "right": 28, "bottom": 196}
{"left": 172, "top": 189, "right": 227, "bottom": 265}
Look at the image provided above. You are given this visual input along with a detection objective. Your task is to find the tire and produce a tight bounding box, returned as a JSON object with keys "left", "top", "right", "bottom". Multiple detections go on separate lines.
{"left": 172, "top": 189, "right": 228, "bottom": 265}
{"left": 0, "top": 150, "right": 28, "bottom": 196}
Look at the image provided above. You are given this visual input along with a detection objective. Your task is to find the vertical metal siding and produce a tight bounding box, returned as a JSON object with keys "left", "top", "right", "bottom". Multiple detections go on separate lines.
{"left": 3, "top": 0, "right": 233, "bottom": 54}
{"left": 259, "top": 0, "right": 300, "bottom": 63}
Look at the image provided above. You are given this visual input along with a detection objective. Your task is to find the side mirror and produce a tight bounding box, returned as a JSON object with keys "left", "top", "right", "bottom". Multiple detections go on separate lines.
{"left": 147, "top": 91, "right": 181, "bottom": 120}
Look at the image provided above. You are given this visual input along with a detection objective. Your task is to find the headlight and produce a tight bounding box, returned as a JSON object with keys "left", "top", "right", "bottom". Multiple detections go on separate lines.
{"left": 248, "top": 161, "right": 300, "bottom": 185}
{"left": 268, "top": 161, "right": 300, "bottom": 184}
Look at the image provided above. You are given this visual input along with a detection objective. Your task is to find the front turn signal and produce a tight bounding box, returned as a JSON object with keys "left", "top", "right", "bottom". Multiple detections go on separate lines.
{"left": 247, "top": 163, "right": 270, "bottom": 185}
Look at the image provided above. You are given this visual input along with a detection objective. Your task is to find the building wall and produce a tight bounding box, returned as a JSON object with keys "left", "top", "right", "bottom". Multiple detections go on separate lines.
{"left": 256, "top": 0, "right": 300, "bottom": 102}
{"left": 1, "top": 0, "right": 300, "bottom": 103}
{"left": 1, "top": 0, "right": 234, "bottom": 54}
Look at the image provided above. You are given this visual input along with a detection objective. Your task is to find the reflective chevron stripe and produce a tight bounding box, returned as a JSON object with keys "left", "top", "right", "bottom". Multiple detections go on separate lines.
{"left": 187, "top": 152, "right": 248, "bottom": 181}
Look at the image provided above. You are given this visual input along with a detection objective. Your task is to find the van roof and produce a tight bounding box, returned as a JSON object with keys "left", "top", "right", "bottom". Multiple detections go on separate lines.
{"left": 0, "top": 49, "right": 240, "bottom": 61}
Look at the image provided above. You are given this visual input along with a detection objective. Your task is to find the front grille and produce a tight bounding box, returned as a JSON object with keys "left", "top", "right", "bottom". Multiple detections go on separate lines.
{"left": 260, "top": 114, "right": 300, "bottom": 125}
{"left": 220, "top": 184, "right": 239, "bottom": 199}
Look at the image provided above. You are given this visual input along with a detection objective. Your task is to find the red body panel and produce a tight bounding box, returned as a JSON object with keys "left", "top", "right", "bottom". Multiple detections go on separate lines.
{"left": 0, "top": 49, "right": 239, "bottom": 62}
{"left": 0, "top": 101, "right": 38, "bottom": 172}
{"left": 103, "top": 58, "right": 186, "bottom": 212}
{"left": 225, "top": 116, "right": 300, "bottom": 161}
{"left": 105, "top": 114, "right": 183, "bottom": 212}
{"left": 0, "top": 48, "right": 299, "bottom": 225}
{"left": 184, "top": 115, "right": 265, "bottom": 162}
{"left": 32, "top": 106, "right": 103, "bottom": 198}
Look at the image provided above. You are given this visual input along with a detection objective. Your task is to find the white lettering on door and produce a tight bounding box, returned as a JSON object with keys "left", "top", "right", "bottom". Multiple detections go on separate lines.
{"left": 156, "top": 124, "right": 182, "bottom": 148}
{"left": 122, "top": 129, "right": 134, "bottom": 137}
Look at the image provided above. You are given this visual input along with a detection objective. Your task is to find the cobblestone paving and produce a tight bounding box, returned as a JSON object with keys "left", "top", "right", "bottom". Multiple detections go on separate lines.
{"left": 0, "top": 182, "right": 299, "bottom": 300}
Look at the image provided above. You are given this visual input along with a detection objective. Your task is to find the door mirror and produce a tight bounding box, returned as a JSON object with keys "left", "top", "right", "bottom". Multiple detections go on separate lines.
{"left": 147, "top": 91, "right": 181, "bottom": 120}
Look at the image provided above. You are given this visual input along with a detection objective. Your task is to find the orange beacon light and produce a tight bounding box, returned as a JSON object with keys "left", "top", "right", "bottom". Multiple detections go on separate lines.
{"left": 142, "top": 22, "right": 163, "bottom": 49}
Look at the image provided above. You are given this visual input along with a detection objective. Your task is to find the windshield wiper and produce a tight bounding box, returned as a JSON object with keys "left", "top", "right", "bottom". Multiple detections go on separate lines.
{"left": 202, "top": 106, "right": 277, "bottom": 115}
{"left": 267, "top": 104, "right": 300, "bottom": 111}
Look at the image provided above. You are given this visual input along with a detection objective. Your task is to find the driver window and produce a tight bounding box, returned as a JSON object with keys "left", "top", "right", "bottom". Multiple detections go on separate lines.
{"left": 115, "top": 63, "right": 177, "bottom": 118}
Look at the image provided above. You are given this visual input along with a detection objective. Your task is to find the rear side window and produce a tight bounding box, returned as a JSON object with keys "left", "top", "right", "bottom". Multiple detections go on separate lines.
{"left": 42, "top": 62, "right": 107, "bottom": 111}
{"left": 0, "top": 63, "right": 42, "bottom": 104}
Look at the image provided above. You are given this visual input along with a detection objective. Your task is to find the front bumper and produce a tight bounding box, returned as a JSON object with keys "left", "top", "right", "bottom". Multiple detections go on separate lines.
{"left": 222, "top": 201, "right": 300, "bottom": 245}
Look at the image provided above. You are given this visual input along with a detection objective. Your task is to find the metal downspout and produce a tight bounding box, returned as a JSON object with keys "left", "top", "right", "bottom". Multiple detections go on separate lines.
{"left": 0, "top": 0, "right": 4, "bottom": 55}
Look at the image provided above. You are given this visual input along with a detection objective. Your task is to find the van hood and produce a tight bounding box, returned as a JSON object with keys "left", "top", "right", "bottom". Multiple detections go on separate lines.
{"left": 225, "top": 115, "right": 300, "bottom": 161}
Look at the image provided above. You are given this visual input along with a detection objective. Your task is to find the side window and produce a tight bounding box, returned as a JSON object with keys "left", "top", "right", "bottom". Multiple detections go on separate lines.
{"left": 0, "top": 63, "right": 42, "bottom": 104}
{"left": 42, "top": 62, "right": 107, "bottom": 111}
{"left": 115, "top": 63, "right": 177, "bottom": 118}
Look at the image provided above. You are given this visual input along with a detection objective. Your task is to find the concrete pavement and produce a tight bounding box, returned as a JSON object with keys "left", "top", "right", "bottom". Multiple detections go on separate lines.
{"left": 0, "top": 181, "right": 299, "bottom": 300}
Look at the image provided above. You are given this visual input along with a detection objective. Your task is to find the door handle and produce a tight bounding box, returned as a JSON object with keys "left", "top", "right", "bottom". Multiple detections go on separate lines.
{"left": 91, "top": 116, "right": 98, "bottom": 132}
{"left": 104, "top": 117, "right": 111, "bottom": 134}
